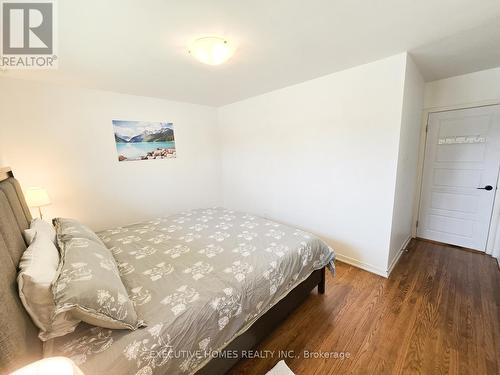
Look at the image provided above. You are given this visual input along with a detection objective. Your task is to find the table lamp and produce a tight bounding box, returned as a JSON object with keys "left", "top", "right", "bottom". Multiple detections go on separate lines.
{"left": 25, "top": 187, "right": 51, "bottom": 219}
{"left": 10, "top": 357, "right": 84, "bottom": 375}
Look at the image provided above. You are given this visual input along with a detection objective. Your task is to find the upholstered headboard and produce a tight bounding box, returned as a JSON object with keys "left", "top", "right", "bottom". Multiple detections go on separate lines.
{"left": 0, "top": 168, "right": 42, "bottom": 374}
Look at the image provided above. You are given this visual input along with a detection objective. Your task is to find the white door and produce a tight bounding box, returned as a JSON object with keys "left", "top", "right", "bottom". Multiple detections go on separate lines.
{"left": 418, "top": 105, "right": 500, "bottom": 251}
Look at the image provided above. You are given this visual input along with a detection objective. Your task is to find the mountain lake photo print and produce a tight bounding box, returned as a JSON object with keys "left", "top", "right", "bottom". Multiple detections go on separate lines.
{"left": 113, "top": 120, "right": 176, "bottom": 161}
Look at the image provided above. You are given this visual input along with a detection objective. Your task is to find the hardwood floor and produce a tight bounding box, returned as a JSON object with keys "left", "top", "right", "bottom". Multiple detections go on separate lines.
{"left": 228, "top": 239, "right": 500, "bottom": 375}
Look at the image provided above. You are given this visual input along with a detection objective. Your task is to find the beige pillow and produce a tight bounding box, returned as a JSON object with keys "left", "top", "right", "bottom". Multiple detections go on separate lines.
{"left": 23, "top": 218, "right": 57, "bottom": 245}
{"left": 17, "top": 232, "right": 75, "bottom": 336}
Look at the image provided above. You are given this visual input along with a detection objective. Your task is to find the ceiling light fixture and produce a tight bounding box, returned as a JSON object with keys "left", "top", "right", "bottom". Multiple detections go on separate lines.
{"left": 189, "top": 37, "right": 233, "bottom": 65}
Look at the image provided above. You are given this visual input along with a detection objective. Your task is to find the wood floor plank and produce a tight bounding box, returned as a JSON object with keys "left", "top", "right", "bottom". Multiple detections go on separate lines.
{"left": 228, "top": 239, "right": 500, "bottom": 375}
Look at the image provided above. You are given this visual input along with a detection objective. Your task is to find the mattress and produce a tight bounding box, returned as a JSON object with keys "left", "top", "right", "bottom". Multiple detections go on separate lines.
{"left": 44, "top": 208, "right": 335, "bottom": 375}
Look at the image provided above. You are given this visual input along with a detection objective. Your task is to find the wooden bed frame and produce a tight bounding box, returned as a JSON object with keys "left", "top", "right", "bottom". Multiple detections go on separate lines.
{"left": 0, "top": 167, "right": 326, "bottom": 374}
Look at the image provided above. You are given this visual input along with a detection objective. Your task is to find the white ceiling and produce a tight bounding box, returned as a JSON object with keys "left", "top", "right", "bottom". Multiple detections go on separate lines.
{"left": 411, "top": 18, "right": 500, "bottom": 81}
{"left": 4, "top": 0, "right": 500, "bottom": 106}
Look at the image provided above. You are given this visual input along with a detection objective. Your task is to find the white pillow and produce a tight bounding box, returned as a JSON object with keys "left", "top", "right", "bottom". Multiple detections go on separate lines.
{"left": 17, "top": 231, "right": 60, "bottom": 332}
{"left": 23, "top": 218, "right": 57, "bottom": 245}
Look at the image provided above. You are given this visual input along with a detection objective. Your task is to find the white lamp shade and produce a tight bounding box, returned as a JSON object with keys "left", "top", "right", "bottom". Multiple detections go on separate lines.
{"left": 10, "top": 357, "right": 84, "bottom": 375}
{"left": 24, "top": 187, "right": 51, "bottom": 208}
{"left": 189, "top": 37, "right": 234, "bottom": 65}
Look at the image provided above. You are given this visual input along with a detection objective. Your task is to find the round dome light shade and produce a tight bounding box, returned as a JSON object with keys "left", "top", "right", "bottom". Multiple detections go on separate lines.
{"left": 189, "top": 37, "right": 233, "bottom": 65}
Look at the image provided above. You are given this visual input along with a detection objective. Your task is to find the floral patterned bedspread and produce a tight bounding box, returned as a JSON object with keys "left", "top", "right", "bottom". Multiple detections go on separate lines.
{"left": 44, "top": 208, "right": 335, "bottom": 375}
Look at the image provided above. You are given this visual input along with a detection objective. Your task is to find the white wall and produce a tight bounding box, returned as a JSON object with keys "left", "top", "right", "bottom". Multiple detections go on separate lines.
{"left": 218, "top": 53, "right": 409, "bottom": 276}
{"left": 0, "top": 121, "right": 6, "bottom": 166}
{"left": 0, "top": 53, "right": 430, "bottom": 276}
{"left": 423, "top": 66, "right": 500, "bottom": 265}
{"left": 0, "top": 77, "right": 222, "bottom": 230}
{"left": 424, "top": 66, "right": 500, "bottom": 110}
{"left": 387, "top": 56, "right": 425, "bottom": 271}
{"left": 492, "top": 201, "right": 500, "bottom": 266}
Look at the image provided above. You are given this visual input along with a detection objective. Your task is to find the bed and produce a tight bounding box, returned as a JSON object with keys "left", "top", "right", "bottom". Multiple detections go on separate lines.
{"left": 0, "top": 168, "right": 335, "bottom": 375}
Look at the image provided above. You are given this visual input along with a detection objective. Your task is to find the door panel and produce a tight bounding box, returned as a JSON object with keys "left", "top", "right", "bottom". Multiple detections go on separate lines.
{"left": 418, "top": 105, "right": 500, "bottom": 251}
{"left": 427, "top": 214, "right": 473, "bottom": 236}
{"left": 433, "top": 169, "right": 481, "bottom": 188}
{"left": 430, "top": 191, "right": 477, "bottom": 212}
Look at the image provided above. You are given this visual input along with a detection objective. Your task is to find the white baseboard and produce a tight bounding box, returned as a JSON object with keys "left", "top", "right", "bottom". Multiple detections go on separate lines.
{"left": 386, "top": 235, "right": 412, "bottom": 277}
{"left": 334, "top": 253, "right": 388, "bottom": 278}
{"left": 335, "top": 235, "right": 412, "bottom": 278}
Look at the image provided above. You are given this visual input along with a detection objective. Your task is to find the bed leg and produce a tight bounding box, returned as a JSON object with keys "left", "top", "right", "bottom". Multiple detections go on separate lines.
{"left": 318, "top": 267, "right": 326, "bottom": 294}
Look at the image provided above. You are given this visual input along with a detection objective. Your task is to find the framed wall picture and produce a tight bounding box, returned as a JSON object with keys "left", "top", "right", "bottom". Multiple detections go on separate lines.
{"left": 112, "top": 120, "right": 176, "bottom": 161}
